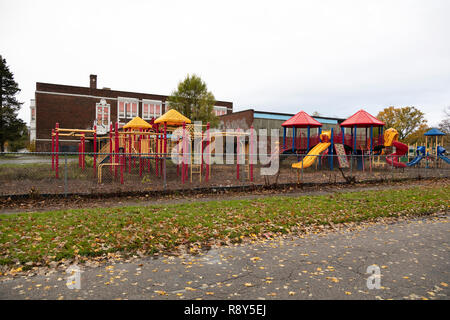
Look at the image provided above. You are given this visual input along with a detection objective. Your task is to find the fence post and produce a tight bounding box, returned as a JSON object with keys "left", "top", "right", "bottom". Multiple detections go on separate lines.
{"left": 301, "top": 157, "right": 304, "bottom": 183}
{"left": 350, "top": 150, "right": 353, "bottom": 175}
{"left": 391, "top": 151, "right": 394, "bottom": 181}
{"left": 81, "top": 135, "right": 85, "bottom": 171}
{"left": 163, "top": 156, "right": 167, "bottom": 189}
{"left": 120, "top": 149, "right": 124, "bottom": 184}
{"left": 64, "top": 153, "right": 68, "bottom": 197}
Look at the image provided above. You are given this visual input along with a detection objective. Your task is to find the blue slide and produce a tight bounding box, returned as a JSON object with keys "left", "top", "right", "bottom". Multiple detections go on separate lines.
{"left": 437, "top": 146, "right": 450, "bottom": 164}
{"left": 407, "top": 146, "right": 426, "bottom": 167}
{"left": 407, "top": 155, "right": 424, "bottom": 166}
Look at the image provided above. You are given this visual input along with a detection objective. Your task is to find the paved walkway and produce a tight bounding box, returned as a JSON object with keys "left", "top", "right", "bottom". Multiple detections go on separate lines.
{"left": 0, "top": 213, "right": 448, "bottom": 300}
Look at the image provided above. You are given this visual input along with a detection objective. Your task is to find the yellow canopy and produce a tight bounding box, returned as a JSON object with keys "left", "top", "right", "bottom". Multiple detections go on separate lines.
{"left": 123, "top": 116, "right": 152, "bottom": 129}
{"left": 154, "top": 109, "right": 191, "bottom": 126}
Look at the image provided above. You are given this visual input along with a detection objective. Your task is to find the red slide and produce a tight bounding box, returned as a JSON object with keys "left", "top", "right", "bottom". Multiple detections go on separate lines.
{"left": 385, "top": 141, "right": 407, "bottom": 168}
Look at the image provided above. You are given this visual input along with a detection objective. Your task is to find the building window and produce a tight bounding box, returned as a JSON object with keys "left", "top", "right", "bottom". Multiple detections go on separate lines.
{"left": 214, "top": 106, "right": 228, "bottom": 116}
{"left": 118, "top": 97, "right": 139, "bottom": 119}
{"left": 142, "top": 100, "right": 162, "bottom": 120}
{"left": 96, "top": 99, "right": 110, "bottom": 128}
{"left": 31, "top": 108, "right": 36, "bottom": 121}
{"left": 164, "top": 101, "right": 170, "bottom": 112}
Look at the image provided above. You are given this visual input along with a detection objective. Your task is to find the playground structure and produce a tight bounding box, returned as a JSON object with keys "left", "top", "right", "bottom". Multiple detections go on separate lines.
{"left": 49, "top": 107, "right": 449, "bottom": 188}
{"left": 50, "top": 109, "right": 256, "bottom": 185}
{"left": 283, "top": 109, "right": 450, "bottom": 175}
{"left": 51, "top": 124, "right": 97, "bottom": 179}
{"left": 383, "top": 128, "right": 408, "bottom": 168}
{"left": 291, "top": 130, "right": 331, "bottom": 169}
{"left": 403, "top": 128, "right": 449, "bottom": 168}
{"left": 284, "top": 109, "right": 386, "bottom": 173}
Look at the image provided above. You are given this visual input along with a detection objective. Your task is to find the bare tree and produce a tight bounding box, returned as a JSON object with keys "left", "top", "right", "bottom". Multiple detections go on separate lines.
{"left": 438, "top": 106, "right": 450, "bottom": 134}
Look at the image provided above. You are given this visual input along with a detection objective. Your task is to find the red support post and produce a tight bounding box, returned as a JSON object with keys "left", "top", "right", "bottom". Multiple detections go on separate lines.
{"left": 115, "top": 122, "right": 119, "bottom": 178}
{"left": 51, "top": 129, "right": 55, "bottom": 170}
{"left": 177, "top": 132, "right": 180, "bottom": 177}
{"left": 129, "top": 134, "right": 132, "bottom": 174}
{"left": 139, "top": 129, "right": 142, "bottom": 177}
{"left": 236, "top": 129, "right": 240, "bottom": 181}
{"left": 133, "top": 132, "right": 136, "bottom": 168}
{"left": 155, "top": 124, "right": 159, "bottom": 177}
{"left": 55, "top": 123, "right": 59, "bottom": 179}
{"left": 160, "top": 127, "right": 163, "bottom": 177}
{"left": 109, "top": 123, "right": 113, "bottom": 174}
{"left": 93, "top": 125, "right": 97, "bottom": 174}
{"left": 250, "top": 125, "right": 254, "bottom": 182}
{"left": 147, "top": 129, "right": 151, "bottom": 172}
{"left": 182, "top": 122, "right": 186, "bottom": 184}
{"left": 123, "top": 128, "right": 127, "bottom": 168}
{"left": 164, "top": 122, "right": 167, "bottom": 176}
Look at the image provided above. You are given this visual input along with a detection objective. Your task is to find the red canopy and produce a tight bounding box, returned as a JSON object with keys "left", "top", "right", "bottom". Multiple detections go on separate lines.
{"left": 340, "top": 109, "right": 385, "bottom": 128}
{"left": 282, "top": 111, "right": 322, "bottom": 128}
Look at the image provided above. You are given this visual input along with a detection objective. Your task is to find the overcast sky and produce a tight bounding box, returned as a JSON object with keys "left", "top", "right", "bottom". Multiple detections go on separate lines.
{"left": 1, "top": 0, "right": 449, "bottom": 126}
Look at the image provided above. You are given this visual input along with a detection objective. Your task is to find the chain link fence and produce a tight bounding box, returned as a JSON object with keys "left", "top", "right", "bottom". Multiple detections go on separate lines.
{"left": 0, "top": 152, "right": 449, "bottom": 198}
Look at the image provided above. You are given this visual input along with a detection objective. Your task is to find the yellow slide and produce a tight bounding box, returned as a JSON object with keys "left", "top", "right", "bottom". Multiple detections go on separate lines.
{"left": 292, "top": 142, "right": 331, "bottom": 169}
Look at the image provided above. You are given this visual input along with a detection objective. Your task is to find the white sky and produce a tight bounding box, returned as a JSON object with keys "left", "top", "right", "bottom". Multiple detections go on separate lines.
{"left": 1, "top": 0, "right": 449, "bottom": 126}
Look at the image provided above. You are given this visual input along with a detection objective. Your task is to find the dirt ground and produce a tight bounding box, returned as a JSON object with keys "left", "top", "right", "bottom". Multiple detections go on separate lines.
{"left": 0, "top": 176, "right": 448, "bottom": 215}
{"left": 0, "top": 158, "right": 448, "bottom": 197}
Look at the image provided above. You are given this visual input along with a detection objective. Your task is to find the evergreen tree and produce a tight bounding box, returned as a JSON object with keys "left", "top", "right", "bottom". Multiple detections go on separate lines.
{"left": 167, "top": 74, "right": 219, "bottom": 127}
{"left": 0, "top": 55, "right": 27, "bottom": 152}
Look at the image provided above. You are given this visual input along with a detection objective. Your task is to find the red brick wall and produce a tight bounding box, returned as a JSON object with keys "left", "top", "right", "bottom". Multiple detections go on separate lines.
{"left": 219, "top": 110, "right": 254, "bottom": 130}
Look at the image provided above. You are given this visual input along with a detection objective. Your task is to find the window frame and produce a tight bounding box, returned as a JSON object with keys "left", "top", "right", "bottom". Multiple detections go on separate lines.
{"left": 31, "top": 107, "right": 36, "bottom": 121}
{"left": 142, "top": 99, "right": 163, "bottom": 120}
{"left": 95, "top": 100, "right": 111, "bottom": 128}
{"left": 214, "top": 106, "right": 228, "bottom": 116}
{"left": 118, "top": 97, "right": 139, "bottom": 119}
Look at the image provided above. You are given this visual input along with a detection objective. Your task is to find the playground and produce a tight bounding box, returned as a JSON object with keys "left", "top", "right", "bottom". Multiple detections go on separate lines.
{"left": 0, "top": 108, "right": 449, "bottom": 197}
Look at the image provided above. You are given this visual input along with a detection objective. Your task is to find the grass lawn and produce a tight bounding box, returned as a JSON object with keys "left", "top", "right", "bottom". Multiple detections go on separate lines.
{"left": 0, "top": 185, "right": 448, "bottom": 269}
